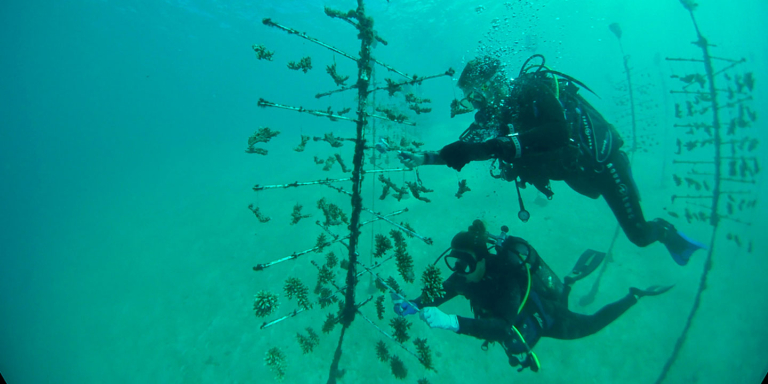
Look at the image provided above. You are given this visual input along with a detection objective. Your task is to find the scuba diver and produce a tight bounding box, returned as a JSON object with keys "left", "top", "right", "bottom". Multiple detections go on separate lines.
{"left": 398, "top": 55, "right": 705, "bottom": 266}
{"left": 392, "top": 220, "right": 673, "bottom": 372}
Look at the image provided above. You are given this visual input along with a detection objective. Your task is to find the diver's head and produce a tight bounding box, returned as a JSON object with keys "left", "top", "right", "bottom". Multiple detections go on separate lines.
{"left": 456, "top": 56, "right": 506, "bottom": 112}
{"left": 458, "top": 56, "right": 501, "bottom": 93}
{"left": 445, "top": 220, "right": 491, "bottom": 282}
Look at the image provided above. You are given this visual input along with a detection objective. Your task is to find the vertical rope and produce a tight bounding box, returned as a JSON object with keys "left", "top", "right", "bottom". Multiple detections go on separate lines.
{"left": 654, "top": 8, "right": 723, "bottom": 383}
{"left": 340, "top": 0, "right": 373, "bottom": 327}
{"left": 370, "top": 64, "right": 377, "bottom": 268}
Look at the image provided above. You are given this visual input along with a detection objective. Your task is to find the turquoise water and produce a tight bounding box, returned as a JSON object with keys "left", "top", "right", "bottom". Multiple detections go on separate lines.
{"left": 1, "top": 0, "right": 766, "bottom": 383}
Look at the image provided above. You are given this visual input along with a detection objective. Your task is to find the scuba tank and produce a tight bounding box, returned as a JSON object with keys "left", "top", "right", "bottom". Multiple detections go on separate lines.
{"left": 488, "top": 225, "right": 564, "bottom": 301}
{"left": 486, "top": 224, "right": 559, "bottom": 373}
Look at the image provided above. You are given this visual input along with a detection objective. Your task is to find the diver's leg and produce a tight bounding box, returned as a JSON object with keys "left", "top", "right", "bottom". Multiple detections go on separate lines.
{"left": 597, "top": 151, "right": 665, "bottom": 247}
{"left": 560, "top": 283, "right": 572, "bottom": 308}
{"left": 598, "top": 151, "right": 705, "bottom": 264}
{"left": 545, "top": 294, "right": 637, "bottom": 340}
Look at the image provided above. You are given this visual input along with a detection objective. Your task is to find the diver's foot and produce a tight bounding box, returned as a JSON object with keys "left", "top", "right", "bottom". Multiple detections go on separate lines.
{"left": 564, "top": 249, "right": 606, "bottom": 286}
{"left": 663, "top": 230, "right": 707, "bottom": 266}
{"left": 630, "top": 285, "right": 674, "bottom": 299}
{"left": 654, "top": 219, "right": 706, "bottom": 266}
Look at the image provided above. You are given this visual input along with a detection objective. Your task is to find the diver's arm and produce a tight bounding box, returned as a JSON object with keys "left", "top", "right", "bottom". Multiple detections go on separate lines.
{"left": 421, "top": 151, "right": 447, "bottom": 166}
{"left": 401, "top": 119, "right": 486, "bottom": 168}
{"left": 437, "top": 116, "right": 565, "bottom": 172}
{"left": 440, "top": 87, "right": 570, "bottom": 167}
{"left": 398, "top": 150, "right": 446, "bottom": 167}
{"left": 455, "top": 317, "right": 513, "bottom": 342}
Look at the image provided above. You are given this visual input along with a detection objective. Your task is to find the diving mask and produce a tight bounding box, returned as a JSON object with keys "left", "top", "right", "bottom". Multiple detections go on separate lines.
{"left": 445, "top": 248, "right": 482, "bottom": 274}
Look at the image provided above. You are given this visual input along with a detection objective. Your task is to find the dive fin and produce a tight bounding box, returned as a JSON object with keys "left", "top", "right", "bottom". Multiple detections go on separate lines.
{"left": 564, "top": 249, "right": 606, "bottom": 284}
{"left": 664, "top": 231, "right": 707, "bottom": 266}
{"left": 630, "top": 285, "right": 674, "bottom": 298}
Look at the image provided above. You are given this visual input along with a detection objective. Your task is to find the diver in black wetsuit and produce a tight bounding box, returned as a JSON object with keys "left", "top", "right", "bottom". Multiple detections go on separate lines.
{"left": 393, "top": 220, "right": 672, "bottom": 372}
{"left": 398, "top": 55, "right": 705, "bottom": 265}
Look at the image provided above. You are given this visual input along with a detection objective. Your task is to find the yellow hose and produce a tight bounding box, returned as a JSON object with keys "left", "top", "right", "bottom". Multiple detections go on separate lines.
{"left": 510, "top": 250, "right": 540, "bottom": 371}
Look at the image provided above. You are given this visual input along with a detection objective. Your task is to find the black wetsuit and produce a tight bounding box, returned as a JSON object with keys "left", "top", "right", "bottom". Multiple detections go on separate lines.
{"left": 418, "top": 238, "right": 637, "bottom": 366}
{"left": 430, "top": 77, "right": 670, "bottom": 247}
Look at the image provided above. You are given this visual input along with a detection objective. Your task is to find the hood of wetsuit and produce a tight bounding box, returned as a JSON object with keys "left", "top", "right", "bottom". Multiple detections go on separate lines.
{"left": 445, "top": 220, "right": 492, "bottom": 274}
{"left": 458, "top": 56, "right": 501, "bottom": 91}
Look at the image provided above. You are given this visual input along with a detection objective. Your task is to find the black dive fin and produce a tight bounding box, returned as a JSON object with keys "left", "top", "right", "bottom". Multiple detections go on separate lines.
{"left": 566, "top": 249, "right": 606, "bottom": 283}
{"left": 630, "top": 285, "right": 675, "bottom": 298}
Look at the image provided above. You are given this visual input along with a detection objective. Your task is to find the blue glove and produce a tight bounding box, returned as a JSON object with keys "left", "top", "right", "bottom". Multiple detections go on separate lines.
{"left": 391, "top": 293, "right": 418, "bottom": 316}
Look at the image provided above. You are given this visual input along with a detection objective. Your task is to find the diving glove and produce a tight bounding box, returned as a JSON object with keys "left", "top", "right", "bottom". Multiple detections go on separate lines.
{"left": 397, "top": 151, "right": 425, "bottom": 169}
{"left": 419, "top": 307, "right": 459, "bottom": 332}
{"left": 439, "top": 141, "right": 475, "bottom": 171}
{"left": 391, "top": 293, "right": 418, "bottom": 316}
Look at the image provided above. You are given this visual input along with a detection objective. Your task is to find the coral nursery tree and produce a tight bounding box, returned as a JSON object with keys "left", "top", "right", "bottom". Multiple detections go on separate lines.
{"left": 248, "top": 1, "right": 451, "bottom": 383}
{"left": 656, "top": 1, "right": 759, "bottom": 383}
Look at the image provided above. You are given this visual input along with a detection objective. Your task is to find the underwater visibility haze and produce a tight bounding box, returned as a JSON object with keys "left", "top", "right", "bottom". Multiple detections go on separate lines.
{"left": 0, "top": 0, "right": 766, "bottom": 383}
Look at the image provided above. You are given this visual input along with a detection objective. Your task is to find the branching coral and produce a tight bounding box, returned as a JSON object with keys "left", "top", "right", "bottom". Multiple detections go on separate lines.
{"left": 287, "top": 56, "right": 312, "bottom": 73}
{"left": 290, "top": 203, "right": 311, "bottom": 225}
{"left": 455, "top": 179, "right": 471, "bottom": 198}
{"left": 420, "top": 265, "right": 445, "bottom": 305}
{"left": 317, "top": 198, "right": 349, "bottom": 227}
{"left": 375, "top": 340, "right": 390, "bottom": 362}
{"left": 322, "top": 156, "right": 336, "bottom": 171}
{"left": 325, "top": 252, "right": 338, "bottom": 268}
{"left": 247, "top": 127, "right": 280, "bottom": 154}
{"left": 406, "top": 182, "right": 433, "bottom": 203}
{"left": 390, "top": 230, "right": 414, "bottom": 283}
{"left": 252, "top": 44, "right": 274, "bottom": 61}
{"left": 284, "top": 277, "right": 312, "bottom": 310}
{"left": 264, "top": 347, "right": 287, "bottom": 381}
{"left": 294, "top": 135, "right": 311, "bottom": 152}
{"left": 322, "top": 313, "right": 337, "bottom": 334}
{"left": 385, "top": 276, "right": 402, "bottom": 294}
{"left": 374, "top": 234, "right": 393, "bottom": 258}
{"left": 315, "top": 233, "right": 330, "bottom": 253}
{"left": 376, "top": 295, "right": 386, "bottom": 320}
{"left": 413, "top": 338, "right": 434, "bottom": 370}
{"left": 389, "top": 317, "right": 411, "bottom": 344}
{"left": 296, "top": 327, "right": 320, "bottom": 354}
{"left": 390, "top": 354, "right": 407, "bottom": 379}
{"left": 317, "top": 287, "right": 338, "bottom": 309}
{"left": 248, "top": 127, "right": 280, "bottom": 146}
{"left": 248, "top": 204, "right": 271, "bottom": 223}
{"left": 378, "top": 175, "right": 408, "bottom": 201}
{"left": 334, "top": 153, "right": 350, "bottom": 173}
{"left": 253, "top": 290, "right": 279, "bottom": 318}
{"left": 326, "top": 62, "right": 350, "bottom": 86}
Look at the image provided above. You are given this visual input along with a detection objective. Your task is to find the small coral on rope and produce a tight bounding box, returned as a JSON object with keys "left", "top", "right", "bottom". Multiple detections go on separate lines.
{"left": 375, "top": 340, "right": 390, "bottom": 362}
{"left": 389, "top": 317, "right": 411, "bottom": 344}
{"left": 265, "top": 347, "right": 287, "bottom": 381}
{"left": 253, "top": 290, "right": 279, "bottom": 318}
{"left": 296, "top": 327, "right": 320, "bottom": 354}
{"left": 284, "top": 277, "right": 312, "bottom": 310}
{"left": 374, "top": 234, "right": 393, "bottom": 258}
{"left": 420, "top": 265, "right": 445, "bottom": 305}
{"left": 390, "top": 354, "right": 408, "bottom": 379}
{"left": 390, "top": 230, "right": 414, "bottom": 283}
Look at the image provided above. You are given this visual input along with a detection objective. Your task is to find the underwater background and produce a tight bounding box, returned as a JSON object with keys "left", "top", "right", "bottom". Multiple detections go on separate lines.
{"left": 1, "top": 0, "right": 766, "bottom": 383}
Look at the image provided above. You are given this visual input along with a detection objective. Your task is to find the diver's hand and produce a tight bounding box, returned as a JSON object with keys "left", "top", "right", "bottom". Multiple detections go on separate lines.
{"left": 439, "top": 141, "right": 473, "bottom": 171}
{"left": 397, "top": 151, "right": 425, "bottom": 168}
{"left": 419, "top": 307, "right": 459, "bottom": 332}
{"left": 391, "top": 293, "right": 418, "bottom": 316}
